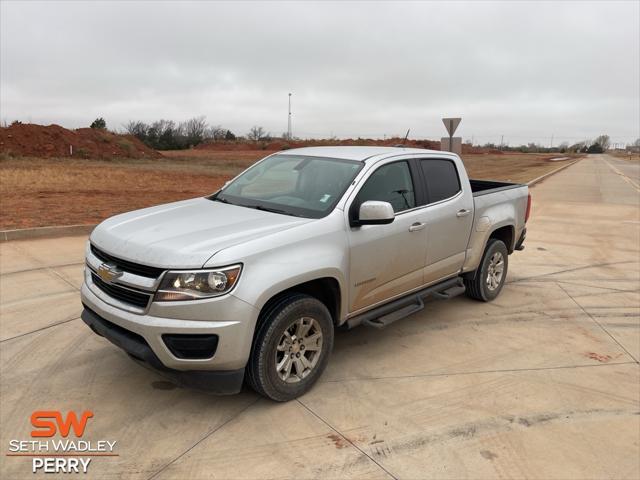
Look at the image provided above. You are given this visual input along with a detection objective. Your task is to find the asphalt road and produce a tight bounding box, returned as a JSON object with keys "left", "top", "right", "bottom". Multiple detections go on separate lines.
{"left": 1, "top": 154, "right": 638, "bottom": 479}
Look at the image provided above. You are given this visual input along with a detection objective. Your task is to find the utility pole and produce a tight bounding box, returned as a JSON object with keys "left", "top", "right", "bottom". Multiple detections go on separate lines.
{"left": 500, "top": 135, "right": 504, "bottom": 150}
{"left": 550, "top": 134, "right": 554, "bottom": 148}
{"left": 287, "top": 93, "right": 292, "bottom": 140}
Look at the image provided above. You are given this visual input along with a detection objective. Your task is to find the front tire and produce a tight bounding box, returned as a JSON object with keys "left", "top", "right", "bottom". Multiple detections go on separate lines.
{"left": 246, "top": 293, "right": 334, "bottom": 401}
{"left": 464, "top": 238, "right": 509, "bottom": 301}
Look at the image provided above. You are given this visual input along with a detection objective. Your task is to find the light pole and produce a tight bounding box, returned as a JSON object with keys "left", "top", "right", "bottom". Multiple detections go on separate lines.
{"left": 287, "top": 93, "right": 292, "bottom": 140}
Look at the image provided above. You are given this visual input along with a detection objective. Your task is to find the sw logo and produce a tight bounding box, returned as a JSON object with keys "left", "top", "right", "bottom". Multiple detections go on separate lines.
{"left": 31, "top": 410, "right": 94, "bottom": 438}
{"left": 7, "top": 410, "right": 117, "bottom": 474}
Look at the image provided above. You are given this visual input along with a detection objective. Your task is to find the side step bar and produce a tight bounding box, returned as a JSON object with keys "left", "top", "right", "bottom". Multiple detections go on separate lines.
{"left": 363, "top": 298, "right": 425, "bottom": 329}
{"left": 431, "top": 283, "right": 466, "bottom": 300}
{"left": 348, "top": 277, "right": 466, "bottom": 329}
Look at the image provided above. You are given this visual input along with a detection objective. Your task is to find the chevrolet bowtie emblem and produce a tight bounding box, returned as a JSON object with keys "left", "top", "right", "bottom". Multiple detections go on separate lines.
{"left": 97, "top": 263, "right": 123, "bottom": 283}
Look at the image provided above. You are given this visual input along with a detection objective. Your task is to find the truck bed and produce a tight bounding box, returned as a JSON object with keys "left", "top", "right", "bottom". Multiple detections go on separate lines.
{"left": 470, "top": 179, "right": 525, "bottom": 197}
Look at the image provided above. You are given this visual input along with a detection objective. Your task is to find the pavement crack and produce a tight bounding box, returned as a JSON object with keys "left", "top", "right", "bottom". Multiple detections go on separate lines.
{"left": 146, "top": 397, "right": 260, "bottom": 480}
{"left": 520, "top": 278, "right": 640, "bottom": 294}
{"left": 297, "top": 398, "right": 399, "bottom": 480}
{"left": 509, "top": 260, "right": 639, "bottom": 284}
{"left": 557, "top": 282, "right": 639, "bottom": 364}
{"left": 1, "top": 315, "right": 81, "bottom": 343}
{"left": 48, "top": 266, "right": 81, "bottom": 291}
{"left": 1, "top": 261, "right": 85, "bottom": 276}
{"left": 321, "top": 361, "right": 638, "bottom": 384}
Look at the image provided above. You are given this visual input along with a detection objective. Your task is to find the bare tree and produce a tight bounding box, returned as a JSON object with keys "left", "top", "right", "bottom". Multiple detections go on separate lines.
{"left": 180, "top": 116, "right": 207, "bottom": 146}
{"left": 205, "top": 125, "right": 227, "bottom": 141}
{"left": 247, "top": 125, "right": 266, "bottom": 141}
{"left": 593, "top": 134, "right": 610, "bottom": 151}
{"left": 125, "top": 121, "right": 148, "bottom": 139}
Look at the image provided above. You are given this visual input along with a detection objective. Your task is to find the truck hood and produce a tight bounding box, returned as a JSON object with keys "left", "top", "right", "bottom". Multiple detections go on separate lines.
{"left": 90, "top": 198, "right": 312, "bottom": 269}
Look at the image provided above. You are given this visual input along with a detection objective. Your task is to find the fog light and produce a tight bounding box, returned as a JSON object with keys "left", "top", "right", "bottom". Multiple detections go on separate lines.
{"left": 162, "top": 334, "right": 219, "bottom": 359}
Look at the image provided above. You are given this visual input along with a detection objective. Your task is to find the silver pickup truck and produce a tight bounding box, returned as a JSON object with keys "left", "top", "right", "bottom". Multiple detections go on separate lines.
{"left": 81, "top": 146, "right": 530, "bottom": 400}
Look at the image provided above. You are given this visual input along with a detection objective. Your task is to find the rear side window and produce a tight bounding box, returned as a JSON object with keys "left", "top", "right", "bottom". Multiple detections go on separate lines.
{"left": 420, "top": 159, "right": 461, "bottom": 203}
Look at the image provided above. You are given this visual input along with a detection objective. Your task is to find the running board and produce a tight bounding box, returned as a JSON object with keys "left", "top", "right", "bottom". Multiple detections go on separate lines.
{"left": 347, "top": 276, "right": 466, "bottom": 329}
{"left": 363, "top": 298, "right": 424, "bottom": 329}
{"left": 431, "top": 280, "right": 466, "bottom": 300}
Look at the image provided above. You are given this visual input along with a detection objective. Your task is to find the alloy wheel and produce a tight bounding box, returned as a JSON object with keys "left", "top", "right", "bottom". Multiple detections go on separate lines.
{"left": 275, "top": 317, "right": 323, "bottom": 383}
{"left": 486, "top": 251, "right": 505, "bottom": 291}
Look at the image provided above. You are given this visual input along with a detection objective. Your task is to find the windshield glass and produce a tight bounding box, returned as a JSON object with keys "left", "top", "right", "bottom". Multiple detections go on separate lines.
{"left": 214, "top": 155, "right": 363, "bottom": 218}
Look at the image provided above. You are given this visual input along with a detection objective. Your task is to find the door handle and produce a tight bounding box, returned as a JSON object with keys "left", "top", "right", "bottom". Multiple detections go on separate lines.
{"left": 409, "top": 222, "right": 426, "bottom": 232}
{"left": 456, "top": 209, "right": 471, "bottom": 218}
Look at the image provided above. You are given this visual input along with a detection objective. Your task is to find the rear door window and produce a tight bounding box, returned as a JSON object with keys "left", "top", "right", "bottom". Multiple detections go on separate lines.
{"left": 420, "top": 159, "right": 461, "bottom": 203}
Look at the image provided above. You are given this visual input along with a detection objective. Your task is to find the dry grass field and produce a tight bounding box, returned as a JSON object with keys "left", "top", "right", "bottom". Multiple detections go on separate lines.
{"left": 0, "top": 150, "right": 577, "bottom": 229}
{"left": 610, "top": 150, "right": 640, "bottom": 162}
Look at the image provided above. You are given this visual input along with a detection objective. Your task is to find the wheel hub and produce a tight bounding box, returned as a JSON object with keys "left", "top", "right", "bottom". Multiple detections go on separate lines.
{"left": 289, "top": 339, "right": 301, "bottom": 354}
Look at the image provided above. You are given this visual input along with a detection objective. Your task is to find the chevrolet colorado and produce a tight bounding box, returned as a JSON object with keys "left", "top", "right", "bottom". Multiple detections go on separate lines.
{"left": 81, "top": 146, "right": 530, "bottom": 401}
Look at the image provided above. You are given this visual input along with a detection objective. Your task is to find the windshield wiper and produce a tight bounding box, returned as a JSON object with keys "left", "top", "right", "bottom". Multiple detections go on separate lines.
{"left": 213, "top": 196, "right": 299, "bottom": 217}
{"left": 247, "top": 204, "right": 298, "bottom": 216}
{"left": 212, "top": 195, "right": 232, "bottom": 205}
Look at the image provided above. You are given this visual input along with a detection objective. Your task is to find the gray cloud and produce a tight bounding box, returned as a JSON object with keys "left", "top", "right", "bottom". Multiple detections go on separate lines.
{"left": 1, "top": 0, "right": 638, "bottom": 145}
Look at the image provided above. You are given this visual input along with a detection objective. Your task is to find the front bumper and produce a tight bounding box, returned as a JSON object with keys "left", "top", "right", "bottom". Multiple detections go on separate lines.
{"left": 82, "top": 307, "right": 244, "bottom": 394}
{"left": 81, "top": 273, "right": 260, "bottom": 392}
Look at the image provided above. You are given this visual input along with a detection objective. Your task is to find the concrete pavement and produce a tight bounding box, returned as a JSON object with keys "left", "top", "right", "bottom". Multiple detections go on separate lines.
{"left": 1, "top": 154, "right": 638, "bottom": 479}
{"left": 604, "top": 155, "right": 640, "bottom": 192}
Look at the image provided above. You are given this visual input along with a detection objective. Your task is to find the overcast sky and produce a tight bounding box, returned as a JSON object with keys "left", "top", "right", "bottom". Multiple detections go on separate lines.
{"left": 1, "top": 0, "right": 639, "bottom": 145}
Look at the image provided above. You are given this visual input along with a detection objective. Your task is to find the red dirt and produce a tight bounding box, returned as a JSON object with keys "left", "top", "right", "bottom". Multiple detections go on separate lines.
{"left": 0, "top": 123, "right": 161, "bottom": 159}
{"left": 0, "top": 152, "right": 567, "bottom": 230}
{"left": 196, "top": 138, "right": 501, "bottom": 155}
{"left": 0, "top": 160, "right": 225, "bottom": 229}
{"left": 1, "top": 123, "right": 500, "bottom": 159}
{"left": 584, "top": 352, "right": 613, "bottom": 363}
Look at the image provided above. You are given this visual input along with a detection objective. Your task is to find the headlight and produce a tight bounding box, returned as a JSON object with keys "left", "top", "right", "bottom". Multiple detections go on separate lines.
{"left": 155, "top": 265, "right": 242, "bottom": 301}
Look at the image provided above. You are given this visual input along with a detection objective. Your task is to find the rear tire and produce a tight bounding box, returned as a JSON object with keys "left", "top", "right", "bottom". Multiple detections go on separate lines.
{"left": 246, "top": 293, "right": 334, "bottom": 401}
{"left": 464, "top": 238, "right": 509, "bottom": 302}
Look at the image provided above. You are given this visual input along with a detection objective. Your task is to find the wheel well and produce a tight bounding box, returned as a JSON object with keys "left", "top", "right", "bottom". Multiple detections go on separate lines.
{"left": 259, "top": 278, "right": 341, "bottom": 326}
{"left": 489, "top": 225, "right": 515, "bottom": 253}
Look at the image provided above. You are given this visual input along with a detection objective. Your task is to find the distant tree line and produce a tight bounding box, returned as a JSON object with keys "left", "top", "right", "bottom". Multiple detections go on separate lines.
{"left": 82, "top": 118, "right": 635, "bottom": 154}
{"left": 479, "top": 134, "right": 613, "bottom": 154}
{"left": 124, "top": 116, "right": 238, "bottom": 150}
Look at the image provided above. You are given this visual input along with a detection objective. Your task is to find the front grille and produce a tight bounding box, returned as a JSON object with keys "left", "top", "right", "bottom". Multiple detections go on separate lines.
{"left": 91, "top": 273, "right": 152, "bottom": 309}
{"left": 91, "top": 244, "right": 164, "bottom": 279}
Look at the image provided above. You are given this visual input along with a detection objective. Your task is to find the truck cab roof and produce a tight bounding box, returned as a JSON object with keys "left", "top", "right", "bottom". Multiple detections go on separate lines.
{"left": 278, "top": 146, "right": 449, "bottom": 162}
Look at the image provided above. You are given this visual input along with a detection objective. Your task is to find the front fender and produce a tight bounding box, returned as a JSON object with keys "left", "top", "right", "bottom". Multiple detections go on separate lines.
{"left": 206, "top": 212, "right": 350, "bottom": 323}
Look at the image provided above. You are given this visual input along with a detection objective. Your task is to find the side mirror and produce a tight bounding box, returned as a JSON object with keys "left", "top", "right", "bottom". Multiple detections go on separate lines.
{"left": 356, "top": 201, "right": 395, "bottom": 226}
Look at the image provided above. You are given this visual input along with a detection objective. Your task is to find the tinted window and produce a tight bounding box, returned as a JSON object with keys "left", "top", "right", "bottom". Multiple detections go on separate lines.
{"left": 356, "top": 161, "right": 416, "bottom": 213}
{"left": 420, "top": 159, "right": 461, "bottom": 203}
{"left": 217, "top": 155, "right": 362, "bottom": 218}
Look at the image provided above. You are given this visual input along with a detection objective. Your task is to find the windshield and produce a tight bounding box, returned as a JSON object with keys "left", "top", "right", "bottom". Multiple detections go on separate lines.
{"left": 214, "top": 155, "right": 363, "bottom": 218}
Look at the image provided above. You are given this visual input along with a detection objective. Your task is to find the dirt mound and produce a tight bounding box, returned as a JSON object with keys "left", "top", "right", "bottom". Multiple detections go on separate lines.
{"left": 0, "top": 123, "right": 161, "bottom": 159}
{"left": 196, "top": 137, "right": 501, "bottom": 154}
{"left": 196, "top": 137, "right": 443, "bottom": 152}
